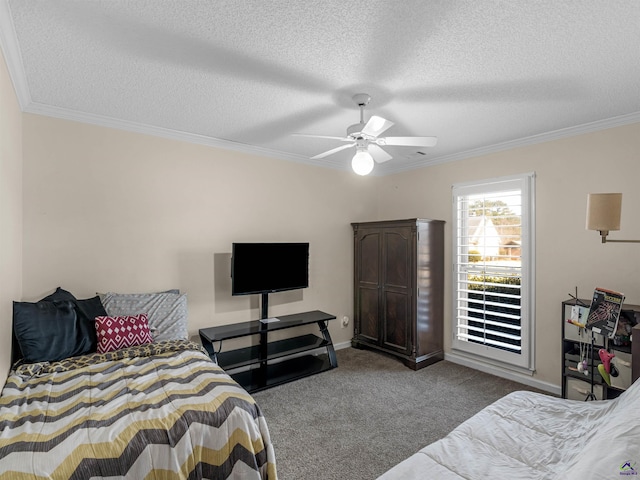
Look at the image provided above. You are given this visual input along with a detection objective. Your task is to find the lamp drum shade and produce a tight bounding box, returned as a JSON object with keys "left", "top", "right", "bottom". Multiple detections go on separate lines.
{"left": 586, "top": 193, "right": 622, "bottom": 231}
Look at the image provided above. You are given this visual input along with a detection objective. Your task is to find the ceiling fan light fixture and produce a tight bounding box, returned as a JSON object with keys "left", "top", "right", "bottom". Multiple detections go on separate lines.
{"left": 351, "top": 149, "right": 374, "bottom": 176}
{"left": 297, "top": 93, "right": 436, "bottom": 172}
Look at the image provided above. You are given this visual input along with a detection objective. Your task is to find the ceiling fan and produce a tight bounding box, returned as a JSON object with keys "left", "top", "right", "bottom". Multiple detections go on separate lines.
{"left": 294, "top": 93, "right": 437, "bottom": 175}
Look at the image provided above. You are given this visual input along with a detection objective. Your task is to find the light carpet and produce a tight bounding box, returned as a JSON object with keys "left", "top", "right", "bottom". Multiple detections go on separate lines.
{"left": 253, "top": 347, "right": 547, "bottom": 480}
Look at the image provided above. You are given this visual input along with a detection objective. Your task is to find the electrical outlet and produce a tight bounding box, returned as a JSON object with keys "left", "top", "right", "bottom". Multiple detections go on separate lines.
{"left": 341, "top": 316, "right": 349, "bottom": 328}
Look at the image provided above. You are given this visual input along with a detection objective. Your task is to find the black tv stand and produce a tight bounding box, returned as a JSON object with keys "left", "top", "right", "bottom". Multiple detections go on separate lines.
{"left": 199, "top": 310, "right": 337, "bottom": 393}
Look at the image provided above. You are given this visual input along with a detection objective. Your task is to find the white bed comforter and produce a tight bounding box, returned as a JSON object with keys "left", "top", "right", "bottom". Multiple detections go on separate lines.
{"left": 378, "top": 378, "right": 640, "bottom": 479}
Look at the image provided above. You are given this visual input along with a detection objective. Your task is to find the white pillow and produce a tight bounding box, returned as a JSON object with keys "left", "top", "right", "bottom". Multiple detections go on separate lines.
{"left": 101, "top": 291, "right": 188, "bottom": 342}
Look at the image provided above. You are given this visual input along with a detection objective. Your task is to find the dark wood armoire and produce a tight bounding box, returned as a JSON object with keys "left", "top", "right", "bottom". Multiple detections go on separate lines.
{"left": 351, "top": 218, "right": 444, "bottom": 370}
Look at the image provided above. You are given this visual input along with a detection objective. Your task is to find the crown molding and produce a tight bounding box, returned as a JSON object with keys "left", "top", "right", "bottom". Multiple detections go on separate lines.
{"left": 380, "top": 111, "right": 640, "bottom": 175}
{"left": 23, "top": 101, "right": 640, "bottom": 177}
{"left": 0, "top": 0, "right": 31, "bottom": 108}
{"left": 23, "top": 100, "right": 350, "bottom": 172}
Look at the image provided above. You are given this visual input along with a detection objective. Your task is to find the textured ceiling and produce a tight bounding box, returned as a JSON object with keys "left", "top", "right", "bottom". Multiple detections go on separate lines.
{"left": 1, "top": 0, "right": 639, "bottom": 175}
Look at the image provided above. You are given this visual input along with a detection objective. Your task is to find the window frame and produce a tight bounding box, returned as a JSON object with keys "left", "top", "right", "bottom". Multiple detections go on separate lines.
{"left": 451, "top": 172, "right": 536, "bottom": 372}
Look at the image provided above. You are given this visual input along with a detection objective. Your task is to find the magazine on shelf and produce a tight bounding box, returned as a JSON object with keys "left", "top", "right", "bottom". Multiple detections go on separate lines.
{"left": 585, "top": 287, "right": 625, "bottom": 338}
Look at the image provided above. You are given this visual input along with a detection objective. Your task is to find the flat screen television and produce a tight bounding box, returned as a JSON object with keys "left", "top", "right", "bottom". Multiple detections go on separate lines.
{"left": 231, "top": 242, "right": 309, "bottom": 296}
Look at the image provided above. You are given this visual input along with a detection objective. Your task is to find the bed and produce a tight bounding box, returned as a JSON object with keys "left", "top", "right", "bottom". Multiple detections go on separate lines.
{"left": 0, "top": 288, "right": 277, "bottom": 479}
{"left": 378, "top": 377, "right": 640, "bottom": 479}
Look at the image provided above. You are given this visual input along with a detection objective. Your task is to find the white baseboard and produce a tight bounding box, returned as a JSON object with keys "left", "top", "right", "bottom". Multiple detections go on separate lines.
{"left": 445, "top": 351, "right": 561, "bottom": 396}
{"left": 333, "top": 341, "right": 352, "bottom": 351}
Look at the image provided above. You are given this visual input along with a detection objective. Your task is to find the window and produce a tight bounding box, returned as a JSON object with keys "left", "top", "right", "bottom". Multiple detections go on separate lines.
{"left": 452, "top": 173, "right": 535, "bottom": 371}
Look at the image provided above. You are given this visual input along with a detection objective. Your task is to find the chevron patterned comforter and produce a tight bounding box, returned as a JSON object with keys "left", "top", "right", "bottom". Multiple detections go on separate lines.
{"left": 0, "top": 340, "right": 277, "bottom": 479}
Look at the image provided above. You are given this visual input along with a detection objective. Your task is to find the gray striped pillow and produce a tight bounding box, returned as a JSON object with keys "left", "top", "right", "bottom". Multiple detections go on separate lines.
{"left": 101, "top": 291, "right": 188, "bottom": 342}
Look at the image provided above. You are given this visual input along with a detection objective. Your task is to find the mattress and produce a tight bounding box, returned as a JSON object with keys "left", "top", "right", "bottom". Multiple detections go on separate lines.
{"left": 0, "top": 340, "right": 277, "bottom": 479}
{"left": 378, "top": 378, "right": 640, "bottom": 479}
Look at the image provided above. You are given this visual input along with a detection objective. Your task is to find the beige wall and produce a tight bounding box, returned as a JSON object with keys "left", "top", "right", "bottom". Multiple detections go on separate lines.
{"left": 0, "top": 47, "right": 23, "bottom": 382}
{"left": 16, "top": 89, "right": 640, "bottom": 390}
{"left": 376, "top": 123, "right": 640, "bottom": 387}
{"left": 21, "top": 114, "right": 379, "bottom": 347}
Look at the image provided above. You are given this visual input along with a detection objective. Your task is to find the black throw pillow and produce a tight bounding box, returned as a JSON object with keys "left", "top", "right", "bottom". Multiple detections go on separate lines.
{"left": 12, "top": 300, "right": 91, "bottom": 363}
{"left": 41, "top": 287, "right": 107, "bottom": 354}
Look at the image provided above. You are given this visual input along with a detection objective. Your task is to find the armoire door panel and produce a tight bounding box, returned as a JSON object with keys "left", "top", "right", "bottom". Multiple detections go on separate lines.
{"left": 358, "top": 286, "right": 380, "bottom": 342}
{"left": 383, "top": 229, "right": 411, "bottom": 288}
{"left": 358, "top": 232, "right": 380, "bottom": 285}
{"left": 383, "top": 290, "right": 410, "bottom": 353}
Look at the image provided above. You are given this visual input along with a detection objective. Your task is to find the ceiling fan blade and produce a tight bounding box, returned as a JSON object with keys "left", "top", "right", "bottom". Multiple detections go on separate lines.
{"left": 292, "top": 133, "right": 351, "bottom": 142}
{"left": 361, "top": 115, "right": 394, "bottom": 137}
{"left": 368, "top": 144, "right": 393, "bottom": 163}
{"left": 378, "top": 136, "right": 438, "bottom": 147}
{"left": 311, "top": 143, "right": 354, "bottom": 160}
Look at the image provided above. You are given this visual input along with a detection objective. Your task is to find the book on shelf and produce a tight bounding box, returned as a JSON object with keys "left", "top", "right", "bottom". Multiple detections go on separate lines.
{"left": 585, "top": 287, "right": 625, "bottom": 338}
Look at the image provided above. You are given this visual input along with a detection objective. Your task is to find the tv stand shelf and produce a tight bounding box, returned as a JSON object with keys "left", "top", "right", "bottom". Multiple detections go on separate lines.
{"left": 199, "top": 310, "right": 337, "bottom": 393}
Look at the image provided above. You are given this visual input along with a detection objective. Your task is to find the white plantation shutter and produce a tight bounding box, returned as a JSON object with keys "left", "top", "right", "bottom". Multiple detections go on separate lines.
{"left": 452, "top": 173, "right": 535, "bottom": 371}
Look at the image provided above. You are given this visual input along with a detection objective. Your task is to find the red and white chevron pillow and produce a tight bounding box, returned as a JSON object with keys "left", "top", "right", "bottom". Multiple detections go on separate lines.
{"left": 95, "top": 313, "right": 153, "bottom": 353}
